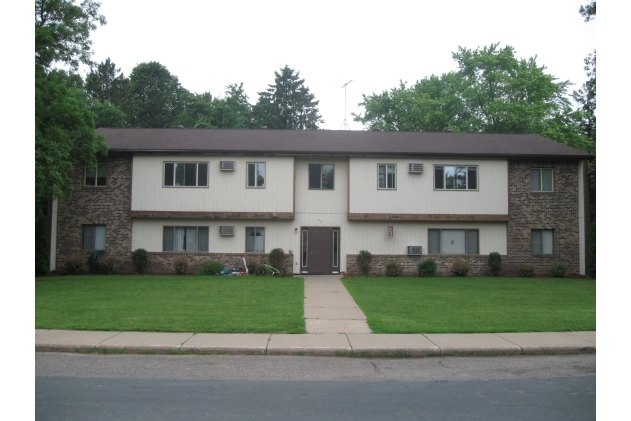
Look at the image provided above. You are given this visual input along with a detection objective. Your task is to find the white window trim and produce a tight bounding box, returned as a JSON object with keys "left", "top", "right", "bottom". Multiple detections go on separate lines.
{"left": 428, "top": 228, "right": 479, "bottom": 255}
{"left": 531, "top": 168, "right": 554, "bottom": 192}
{"left": 308, "top": 163, "right": 335, "bottom": 190}
{"left": 532, "top": 229, "right": 554, "bottom": 255}
{"left": 378, "top": 164, "right": 397, "bottom": 190}
{"left": 245, "top": 227, "right": 265, "bottom": 252}
{"left": 82, "top": 224, "right": 106, "bottom": 250}
{"left": 433, "top": 165, "right": 478, "bottom": 191}
{"left": 246, "top": 162, "right": 266, "bottom": 188}
{"left": 163, "top": 162, "right": 209, "bottom": 188}
{"left": 162, "top": 226, "right": 209, "bottom": 252}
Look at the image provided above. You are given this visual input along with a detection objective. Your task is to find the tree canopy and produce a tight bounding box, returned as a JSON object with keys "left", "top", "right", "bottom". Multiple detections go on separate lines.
{"left": 253, "top": 66, "right": 323, "bottom": 130}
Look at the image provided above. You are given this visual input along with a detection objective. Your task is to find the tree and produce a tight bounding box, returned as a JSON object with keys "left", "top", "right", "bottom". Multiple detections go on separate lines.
{"left": 127, "top": 61, "right": 188, "bottom": 128}
{"left": 85, "top": 58, "right": 130, "bottom": 107}
{"left": 35, "top": 0, "right": 108, "bottom": 274}
{"left": 174, "top": 84, "right": 254, "bottom": 129}
{"left": 254, "top": 66, "right": 323, "bottom": 130}
{"left": 579, "top": 0, "right": 596, "bottom": 22}
{"left": 353, "top": 43, "right": 591, "bottom": 154}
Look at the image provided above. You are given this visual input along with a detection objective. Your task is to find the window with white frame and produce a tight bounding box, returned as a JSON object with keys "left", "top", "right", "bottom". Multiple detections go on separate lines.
{"left": 246, "top": 227, "right": 265, "bottom": 252}
{"left": 247, "top": 163, "right": 265, "bottom": 188}
{"left": 378, "top": 164, "right": 396, "bottom": 189}
{"left": 82, "top": 225, "right": 106, "bottom": 250}
{"left": 309, "top": 164, "right": 335, "bottom": 190}
{"left": 434, "top": 165, "right": 478, "bottom": 190}
{"left": 532, "top": 229, "right": 553, "bottom": 255}
{"left": 531, "top": 168, "right": 553, "bottom": 192}
{"left": 428, "top": 229, "right": 479, "bottom": 254}
{"left": 163, "top": 162, "right": 208, "bottom": 187}
{"left": 85, "top": 163, "right": 108, "bottom": 186}
{"left": 163, "top": 226, "right": 209, "bottom": 252}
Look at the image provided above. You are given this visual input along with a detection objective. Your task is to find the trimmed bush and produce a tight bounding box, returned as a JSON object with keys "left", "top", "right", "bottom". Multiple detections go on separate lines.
{"left": 99, "top": 255, "right": 122, "bottom": 275}
{"left": 385, "top": 259, "right": 403, "bottom": 277}
{"left": 451, "top": 258, "right": 470, "bottom": 277}
{"left": 63, "top": 254, "right": 86, "bottom": 275}
{"left": 418, "top": 259, "right": 437, "bottom": 277}
{"left": 197, "top": 260, "right": 224, "bottom": 276}
{"left": 173, "top": 256, "right": 189, "bottom": 275}
{"left": 245, "top": 257, "right": 258, "bottom": 274}
{"left": 550, "top": 261, "right": 567, "bottom": 278}
{"left": 355, "top": 250, "right": 373, "bottom": 276}
{"left": 269, "top": 248, "right": 285, "bottom": 269}
{"left": 488, "top": 252, "right": 502, "bottom": 276}
{"left": 131, "top": 248, "right": 149, "bottom": 274}
{"left": 520, "top": 263, "right": 535, "bottom": 278}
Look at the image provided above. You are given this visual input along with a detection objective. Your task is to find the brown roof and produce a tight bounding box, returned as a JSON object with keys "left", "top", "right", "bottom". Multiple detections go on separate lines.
{"left": 97, "top": 128, "right": 594, "bottom": 159}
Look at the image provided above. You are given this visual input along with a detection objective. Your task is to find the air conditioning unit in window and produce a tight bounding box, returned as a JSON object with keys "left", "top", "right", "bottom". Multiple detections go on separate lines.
{"left": 220, "top": 161, "right": 235, "bottom": 171}
{"left": 407, "top": 246, "right": 422, "bottom": 256}
{"left": 408, "top": 163, "right": 424, "bottom": 173}
{"left": 219, "top": 226, "right": 235, "bottom": 236}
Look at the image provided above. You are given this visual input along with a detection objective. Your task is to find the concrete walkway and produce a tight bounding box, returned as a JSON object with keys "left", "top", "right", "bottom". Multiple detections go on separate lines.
{"left": 303, "top": 275, "right": 371, "bottom": 334}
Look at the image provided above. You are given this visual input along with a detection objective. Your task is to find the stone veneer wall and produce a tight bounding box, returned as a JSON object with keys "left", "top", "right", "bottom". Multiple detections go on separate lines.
{"left": 143, "top": 252, "right": 294, "bottom": 275}
{"left": 55, "top": 153, "right": 134, "bottom": 273}
{"left": 504, "top": 160, "right": 580, "bottom": 276}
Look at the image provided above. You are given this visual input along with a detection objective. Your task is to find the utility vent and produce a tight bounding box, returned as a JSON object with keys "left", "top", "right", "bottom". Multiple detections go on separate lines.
{"left": 220, "top": 161, "right": 235, "bottom": 171}
{"left": 407, "top": 246, "right": 422, "bottom": 256}
{"left": 408, "top": 163, "right": 424, "bottom": 173}
{"left": 219, "top": 226, "right": 235, "bottom": 236}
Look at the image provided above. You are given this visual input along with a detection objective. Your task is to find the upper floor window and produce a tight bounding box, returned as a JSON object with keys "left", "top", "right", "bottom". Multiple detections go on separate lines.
{"left": 164, "top": 162, "right": 208, "bottom": 187}
{"left": 309, "top": 164, "right": 335, "bottom": 190}
{"left": 428, "top": 229, "right": 479, "bottom": 254}
{"left": 163, "top": 226, "right": 209, "bottom": 252}
{"left": 82, "top": 225, "right": 106, "bottom": 250}
{"left": 247, "top": 162, "right": 265, "bottom": 188}
{"left": 378, "top": 164, "right": 396, "bottom": 189}
{"left": 532, "top": 229, "right": 553, "bottom": 255}
{"left": 85, "top": 163, "right": 108, "bottom": 187}
{"left": 531, "top": 168, "right": 553, "bottom": 192}
{"left": 434, "top": 165, "right": 477, "bottom": 190}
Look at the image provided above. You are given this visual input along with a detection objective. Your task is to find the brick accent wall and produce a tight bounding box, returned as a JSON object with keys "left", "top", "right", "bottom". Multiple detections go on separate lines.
{"left": 55, "top": 153, "right": 133, "bottom": 272}
{"left": 504, "top": 160, "right": 580, "bottom": 276}
{"left": 346, "top": 254, "right": 491, "bottom": 276}
{"left": 142, "top": 252, "right": 294, "bottom": 275}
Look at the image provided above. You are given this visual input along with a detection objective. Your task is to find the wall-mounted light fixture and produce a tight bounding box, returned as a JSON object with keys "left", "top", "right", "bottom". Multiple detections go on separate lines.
{"left": 295, "top": 228, "right": 298, "bottom": 232}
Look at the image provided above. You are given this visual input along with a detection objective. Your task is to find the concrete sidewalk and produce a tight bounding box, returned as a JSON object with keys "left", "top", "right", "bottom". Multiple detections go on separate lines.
{"left": 35, "top": 329, "right": 596, "bottom": 357}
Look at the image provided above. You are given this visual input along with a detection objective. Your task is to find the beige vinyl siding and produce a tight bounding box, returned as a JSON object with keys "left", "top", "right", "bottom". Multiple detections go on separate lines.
{"left": 294, "top": 157, "right": 348, "bottom": 215}
{"left": 131, "top": 155, "right": 294, "bottom": 213}
{"left": 348, "top": 157, "right": 508, "bottom": 215}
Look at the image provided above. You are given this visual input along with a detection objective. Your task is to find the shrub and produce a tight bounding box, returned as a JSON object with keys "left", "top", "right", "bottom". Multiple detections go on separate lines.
{"left": 385, "top": 259, "right": 403, "bottom": 277}
{"left": 520, "top": 263, "right": 535, "bottom": 278}
{"left": 99, "top": 255, "right": 122, "bottom": 275}
{"left": 451, "top": 258, "right": 470, "bottom": 277}
{"left": 269, "top": 248, "right": 285, "bottom": 269}
{"left": 197, "top": 260, "right": 224, "bottom": 276}
{"left": 550, "top": 261, "right": 567, "bottom": 278}
{"left": 63, "top": 254, "right": 86, "bottom": 275}
{"left": 488, "top": 252, "right": 502, "bottom": 276}
{"left": 245, "top": 257, "right": 258, "bottom": 274}
{"left": 418, "top": 259, "right": 437, "bottom": 277}
{"left": 173, "top": 256, "right": 189, "bottom": 275}
{"left": 355, "top": 250, "right": 373, "bottom": 276}
{"left": 131, "top": 248, "right": 149, "bottom": 274}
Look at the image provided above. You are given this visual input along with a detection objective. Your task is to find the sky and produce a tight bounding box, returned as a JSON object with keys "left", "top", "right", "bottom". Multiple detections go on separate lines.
{"left": 86, "top": 0, "right": 596, "bottom": 130}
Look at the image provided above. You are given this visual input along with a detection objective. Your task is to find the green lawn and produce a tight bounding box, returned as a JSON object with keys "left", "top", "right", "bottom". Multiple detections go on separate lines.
{"left": 36, "top": 275, "right": 305, "bottom": 333}
{"left": 342, "top": 277, "right": 595, "bottom": 333}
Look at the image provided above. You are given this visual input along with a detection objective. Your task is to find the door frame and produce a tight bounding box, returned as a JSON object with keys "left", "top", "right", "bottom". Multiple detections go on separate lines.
{"left": 300, "top": 226, "right": 341, "bottom": 274}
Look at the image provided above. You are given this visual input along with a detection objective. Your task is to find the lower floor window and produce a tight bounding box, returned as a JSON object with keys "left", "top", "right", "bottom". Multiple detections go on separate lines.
{"left": 532, "top": 229, "right": 553, "bottom": 254}
{"left": 163, "top": 226, "right": 209, "bottom": 252}
{"left": 82, "top": 225, "right": 106, "bottom": 250}
{"left": 428, "top": 229, "right": 479, "bottom": 254}
{"left": 246, "top": 227, "right": 265, "bottom": 252}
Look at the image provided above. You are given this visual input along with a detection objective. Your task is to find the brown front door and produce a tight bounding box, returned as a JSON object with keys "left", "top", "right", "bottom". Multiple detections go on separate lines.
{"left": 301, "top": 227, "right": 340, "bottom": 274}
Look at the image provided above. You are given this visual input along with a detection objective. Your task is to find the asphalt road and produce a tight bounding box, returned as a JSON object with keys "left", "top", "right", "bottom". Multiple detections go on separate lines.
{"left": 36, "top": 353, "right": 596, "bottom": 421}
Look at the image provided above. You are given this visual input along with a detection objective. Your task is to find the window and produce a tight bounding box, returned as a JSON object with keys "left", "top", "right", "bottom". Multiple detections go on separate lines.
{"left": 82, "top": 225, "right": 106, "bottom": 250}
{"left": 532, "top": 229, "right": 553, "bottom": 255}
{"left": 85, "top": 163, "right": 108, "bottom": 186}
{"left": 246, "top": 227, "right": 265, "bottom": 252}
{"left": 434, "top": 165, "right": 477, "bottom": 190}
{"left": 378, "top": 164, "right": 396, "bottom": 189}
{"left": 428, "top": 229, "right": 479, "bottom": 254}
{"left": 163, "top": 226, "right": 209, "bottom": 252}
{"left": 531, "top": 168, "right": 553, "bottom": 192}
{"left": 163, "top": 162, "right": 208, "bottom": 187}
{"left": 309, "top": 164, "right": 335, "bottom": 190}
{"left": 247, "top": 163, "right": 265, "bottom": 188}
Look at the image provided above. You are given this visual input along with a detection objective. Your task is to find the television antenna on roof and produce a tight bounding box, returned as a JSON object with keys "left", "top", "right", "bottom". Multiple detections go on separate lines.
{"left": 339, "top": 80, "right": 353, "bottom": 130}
